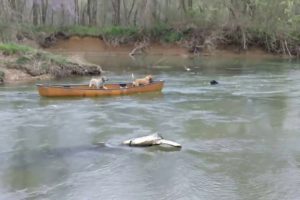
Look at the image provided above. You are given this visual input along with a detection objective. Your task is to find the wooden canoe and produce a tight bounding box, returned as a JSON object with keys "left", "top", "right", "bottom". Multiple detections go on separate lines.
{"left": 36, "top": 81, "right": 164, "bottom": 97}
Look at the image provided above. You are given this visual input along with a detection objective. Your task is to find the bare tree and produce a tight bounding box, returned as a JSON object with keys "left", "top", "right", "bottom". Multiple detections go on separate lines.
{"left": 123, "top": 0, "right": 136, "bottom": 25}
{"left": 87, "top": 0, "right": 97, "bottom": 26}
{"left": 32, "top": 0, "right": 39, "bottom": 26}
{"left": 41, "top": 0, "right": 48, "bottom": 25}
{"left": 74, "top": 0, "right": 79, "bottom": 24}
{"left": 112, "top": 0, "right": 121, "bottom": 25}
{"left": 180, "top": 0, "right": 187, "bottom": 14}
{"left": 188, "top": 0, "right": 193, "bottom": 11}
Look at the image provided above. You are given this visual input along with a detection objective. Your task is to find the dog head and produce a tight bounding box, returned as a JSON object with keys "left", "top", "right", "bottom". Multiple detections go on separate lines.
{"left": 101, "top": 76, "right": 108, "bottom": 82}
{"left": 210, "top": 80, "right": 218, "bottom": 85}
{"left": 145, "top": 75, "right": 153, "bottom": 82}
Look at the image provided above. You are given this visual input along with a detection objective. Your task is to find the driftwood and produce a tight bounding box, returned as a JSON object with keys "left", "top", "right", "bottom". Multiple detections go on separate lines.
{"left": 129, "top": 41, "right": 149, "bottom": 56}
{"left": 122, "top": 133, "right": 182, "bottom": 148}
{"left": 296, "top": 46, "right": 300, "bottom": 58}
{"left": 284, "top": 40, "right": 292, "bottom": 57}
{"left": 0, "top": 71, "right": 4, "bottom": 84}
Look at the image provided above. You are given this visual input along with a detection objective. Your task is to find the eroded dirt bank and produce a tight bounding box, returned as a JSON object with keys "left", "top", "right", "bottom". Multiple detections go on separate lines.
{"left": 48, "top": 36, "right": 277, "bottom": 59}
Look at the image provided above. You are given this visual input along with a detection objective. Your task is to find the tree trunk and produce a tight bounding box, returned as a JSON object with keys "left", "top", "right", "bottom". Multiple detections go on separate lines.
{"left": 99, "top": 0, "right": 108, "bottom": 27}
{"left": 87, "top": 0, "right": 91, "bottom": 25}
{"left": 112, "top": 0, "right": 121, "bottom": 25}
{"left": 86, "top": 0, "right": 97, "bottom": 26}
{"left": 164, "top": 0, "right": 169, "bottom": 23}
{"left": 180, "top": 0, "right": 187, "bottom": 14}
{"left": 9, "top": 0, "right": 16, "bottom": 9}
{"left": 87, "top": 0, "right": 97, "bottom": 26}
{"left": 80, "top": 3, "right": 86, "bottom": 25}
{"left": 144, "top": 0, "right": 158, "bottom": 28}
{"left": 241, "top": 29, "right": 247, "bottom": 50}
{"left": 32, "top": 0, "right": 39, "bottom": 26}
{"left": 91, "top": 0, "right": 97, "bottom": 26}
{"left": 16, "top": 0, "right": 26, "bottom": 22}
{"left": 133, "top": 9, "right": 138, "bottom": 26}
{"left": 41, "top": 0, "right": 48, "bottom": 25}
{"left": 51, "top": 8, "right": 54, "bottom": 26}
{"left": 61, "top": 3, "right": 65, "bottom": 26}
{"left": 74, "top": 0, "right": 79, "bottom": 24}
{"left": 188, "top": 0, "right": 193, "bottom": 11}
{"left": 8, "top": 0, "right": 16, "bottom": 21}
{"left": 123, "top": 0, "right": 135, "bottom": 26}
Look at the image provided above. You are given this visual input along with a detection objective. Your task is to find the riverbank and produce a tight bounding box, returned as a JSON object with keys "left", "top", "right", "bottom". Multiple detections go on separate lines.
{"left": 0, "top": 27, "right": 296, "bottom": 84}
{"left": 0, "top": 40, "right": 285, "bottom": 84}
{"left": 0, "top": 43, "right": 102, "bottom": 84}
{"left": 48, "top": 36, "right": 277, "bottom": 59}
{"left": 32, "top": 25, "right": 299, "bottom": 57}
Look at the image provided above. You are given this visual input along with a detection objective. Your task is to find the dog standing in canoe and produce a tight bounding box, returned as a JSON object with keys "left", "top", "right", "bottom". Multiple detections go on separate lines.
{"left": 89, "top": 76, "right": 108, "bottom": 89}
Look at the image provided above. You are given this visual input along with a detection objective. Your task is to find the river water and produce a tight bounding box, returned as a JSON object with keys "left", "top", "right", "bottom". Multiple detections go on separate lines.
{"left": 0, "top": 54, "right": 300, "bottom": 200}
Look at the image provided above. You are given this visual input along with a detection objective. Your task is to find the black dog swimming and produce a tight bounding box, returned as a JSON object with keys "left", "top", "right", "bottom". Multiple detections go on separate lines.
{"left": 210, "top": 80, "right": 219, "bottom": 85}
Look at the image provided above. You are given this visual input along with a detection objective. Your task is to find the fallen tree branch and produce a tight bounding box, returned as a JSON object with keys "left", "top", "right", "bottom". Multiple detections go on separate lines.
{"left": 284, "top": 40, "right": 292, "bottom": 57}
{"left": 129, "top": 41, "right": 148, "bottom": 56}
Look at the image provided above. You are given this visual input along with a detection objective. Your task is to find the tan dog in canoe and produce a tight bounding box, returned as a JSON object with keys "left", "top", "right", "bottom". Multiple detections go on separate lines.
{"left": 89, "top": 76, "right": 108, "bottom": 89}
{"left": 132, "top": 75, "right": 153, "bottom": 87}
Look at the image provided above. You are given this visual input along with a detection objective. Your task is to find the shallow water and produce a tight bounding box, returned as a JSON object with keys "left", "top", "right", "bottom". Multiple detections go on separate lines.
{"left": 0, "top": 55, "right": 300, "bottom": 200}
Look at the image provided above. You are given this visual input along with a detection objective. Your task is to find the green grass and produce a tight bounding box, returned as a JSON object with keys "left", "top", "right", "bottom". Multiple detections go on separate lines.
{"left": 101, "top": 26, "right": 139, "bottom": 37}
{"left": 146, "top": 24, "right": 185, "bottom": 43}
{"left": 39, "top": 52, "right": 68, "bottom": 65}
{"left": 63, "top": 25, "right": 102, "bottom": 36}
{"left": 0, "top": 43, "right": 33, "bottom": 55}
{"left": 28, "top": 25, "right": 59, "bottom": 34}
{"left": 16, "top": 56, "right": 31, "bottom": 64}
{"left": 0, "top": 43, "right": 67, "bottom": 65}
{"left": 31, "top": 25, "right": 109, "bottom": 37}
{"left": 148, "top": 23, "right": 171, "bottom": 38}
{"left": 163, "top": 32, "right": 184, "bottom": 43}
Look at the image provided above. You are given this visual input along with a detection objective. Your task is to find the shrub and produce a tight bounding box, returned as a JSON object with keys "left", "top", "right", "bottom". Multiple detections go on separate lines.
{"left": 101, "top": 26, "right": 139, "bottom": 38}
{"left": 0, "top": 43, "right": 33, "bottom": 55}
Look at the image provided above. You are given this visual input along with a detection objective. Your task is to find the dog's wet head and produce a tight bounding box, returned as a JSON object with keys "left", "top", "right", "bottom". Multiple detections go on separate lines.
{"left": 210, "top": 80, "right": 218, "bottom": 85}
{"left": 146, "top": 75, "right": 153, "bottom": 83}
{"left": 101, "top": 76, "right": 108, "bottom": 82}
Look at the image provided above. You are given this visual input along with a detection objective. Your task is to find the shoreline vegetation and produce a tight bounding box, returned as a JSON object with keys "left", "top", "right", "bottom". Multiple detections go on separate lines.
{"left": 9, "top": 24, "right": 300, "bottom": 56}
{"left": 0, "top": 0, "right": 299, "bottom": 83}
{"left": 0, "top": 43, "right": 102, "bottom": 84}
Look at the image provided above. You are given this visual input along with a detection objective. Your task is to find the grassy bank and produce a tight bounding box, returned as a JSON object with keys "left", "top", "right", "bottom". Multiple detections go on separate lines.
{"left": 0, "top": 43, "right": 102, "bottom": 84}
{"left": 12, "top": 24, "right": 300, "bottom": 56}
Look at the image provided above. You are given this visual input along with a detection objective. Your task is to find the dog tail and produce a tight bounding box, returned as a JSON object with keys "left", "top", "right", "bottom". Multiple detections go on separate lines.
{"left": 131, "top": 73, "right": 135, "bottom": 80}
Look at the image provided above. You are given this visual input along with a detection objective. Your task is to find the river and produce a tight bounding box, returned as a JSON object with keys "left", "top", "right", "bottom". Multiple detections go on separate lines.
{"left": 0, "top": 54, "right": 300, "bottom": 200}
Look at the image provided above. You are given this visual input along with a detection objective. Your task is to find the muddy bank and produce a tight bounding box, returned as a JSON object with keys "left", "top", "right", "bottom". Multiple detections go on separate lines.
{"left": 48, "top": 36, "right": 187, "bottom": 56}
{"left": 0, "top": 49, "right": 102, "bottom": 84}
{"left": 48, "top": 36, "right": 277, "bottom": 59}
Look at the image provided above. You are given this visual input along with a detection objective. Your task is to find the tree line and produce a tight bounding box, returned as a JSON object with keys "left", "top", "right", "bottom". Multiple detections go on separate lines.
{"left": 1, "top": 0, "right": 300, "bottom": 55}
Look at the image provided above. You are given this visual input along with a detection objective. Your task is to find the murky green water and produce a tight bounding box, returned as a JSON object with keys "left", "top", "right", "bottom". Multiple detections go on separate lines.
{"left": 0, "top": 55, "right": 300, "bottom": 200}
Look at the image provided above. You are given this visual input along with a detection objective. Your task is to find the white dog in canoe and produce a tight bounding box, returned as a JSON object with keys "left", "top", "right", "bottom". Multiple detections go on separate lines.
{"left": 89, "top": 76, "right": 108, "bottom": 89}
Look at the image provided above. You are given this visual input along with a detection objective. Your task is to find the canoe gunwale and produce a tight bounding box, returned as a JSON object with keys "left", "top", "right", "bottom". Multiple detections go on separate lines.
{"left": 36, "top": 81, "right": 164, "bottom": 91}
{"left": 36, "top": 81, "right": 164, "bottom": 97}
